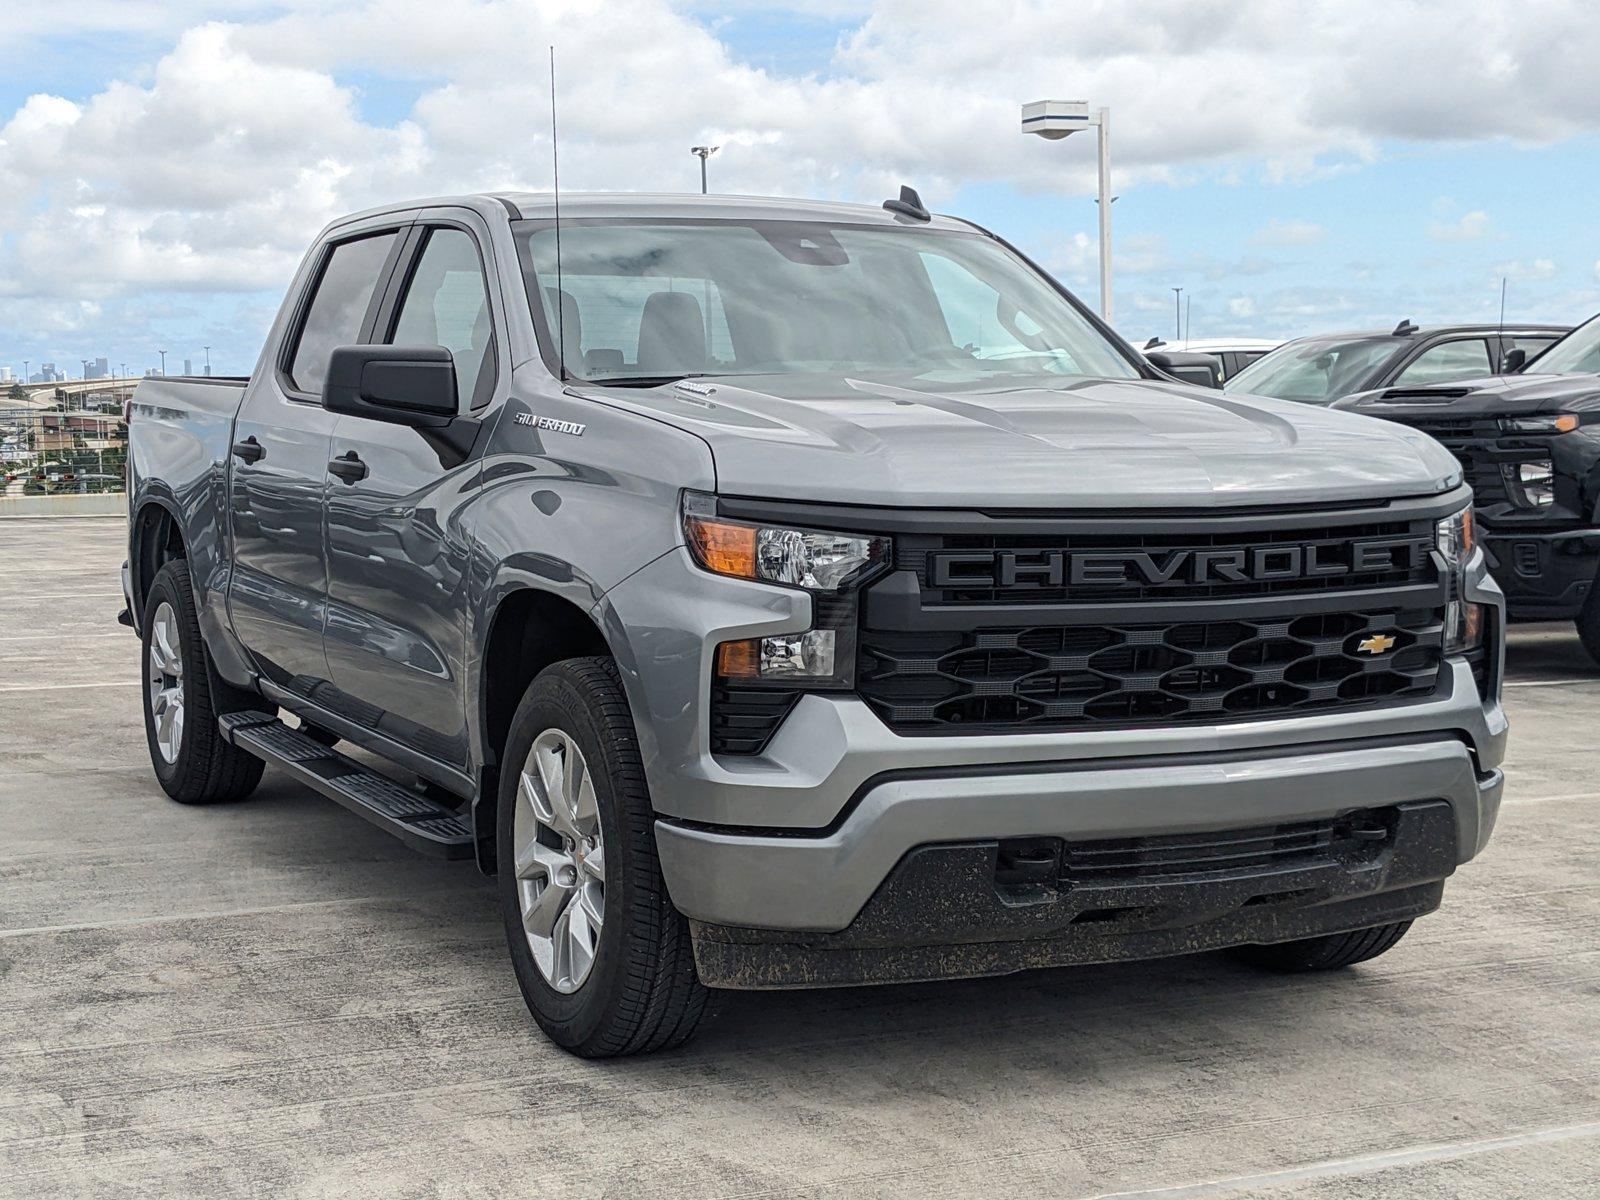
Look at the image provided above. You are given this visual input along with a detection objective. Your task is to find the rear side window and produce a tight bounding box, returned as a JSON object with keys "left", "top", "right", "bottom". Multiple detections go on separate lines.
{"left": 287, "top": 232, "right": 399, "bottom": 396}
{"left": 390, "top": 228, "right": 497, "bottom": 407}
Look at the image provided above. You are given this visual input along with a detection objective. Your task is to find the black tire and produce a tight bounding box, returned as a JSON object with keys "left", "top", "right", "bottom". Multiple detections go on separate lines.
{"left": 140, "top": 560, "right": 265, "bottom": 805}
{"left": 1231, "top": 920, "right": 1413, "bottom": 973}
{"left": 1576, "top": 585, "right": 1600, "bottom": 666}
{"left": 496, "top": 657, "right": 717, "bottom": 1057}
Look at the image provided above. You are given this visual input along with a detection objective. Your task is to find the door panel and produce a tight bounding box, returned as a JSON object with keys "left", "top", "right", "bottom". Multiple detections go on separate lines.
{"left": 228, "top": 227, "right": 402, "bottom": 695}
{"left": 321, "top": 222, "right": 498, "bottom": 767}
{"left": 323, "top": 420, "right": 477, "bottom": 765}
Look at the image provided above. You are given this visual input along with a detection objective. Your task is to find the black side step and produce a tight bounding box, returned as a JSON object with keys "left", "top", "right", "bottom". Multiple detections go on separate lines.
{"left": 219, "top": 712, "right": 473, "bottom": 859}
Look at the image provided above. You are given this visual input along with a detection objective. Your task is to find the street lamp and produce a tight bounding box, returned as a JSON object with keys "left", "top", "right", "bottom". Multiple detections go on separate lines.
{"left": 1022, "top": 100, "right": 1114, "bottom": 323}
{"left": 22, "top": 360, "right": 30, "bottom": 384}
{"left": 204, "top": 345, "right": 211, "bottom": 377}
{"left": 1171, "top": 288, "right": 1183, "bottom": 341}
{"left": 690, "top": 145, "right": 719, "bottom": 195}
{"left": 158, "top": 350, "right": 167, "bottom": 376}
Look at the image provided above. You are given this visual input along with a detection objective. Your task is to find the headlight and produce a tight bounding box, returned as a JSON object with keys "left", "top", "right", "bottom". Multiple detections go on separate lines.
{"left": 1502, "top": 459, "right": 1555, "bottom": 510}
{"left": 682, "top": 491, "right": 888, "bottom": 592}
{"left": 1436, "top": 506, "right": 1483, "bottom": 654}
{"left": 1500, "top": 414, "right": 1578, "bottom": 434}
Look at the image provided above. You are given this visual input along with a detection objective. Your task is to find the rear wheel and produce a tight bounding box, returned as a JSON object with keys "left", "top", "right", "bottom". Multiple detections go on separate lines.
{"left": 1231, "top": 920, "right": 1412, "bottom": 972}
{"left": 497, "top": 657, "right": 717, "bottom": 1057}
{"left": 140, "top": 560, "right": 264, "bottom": 804}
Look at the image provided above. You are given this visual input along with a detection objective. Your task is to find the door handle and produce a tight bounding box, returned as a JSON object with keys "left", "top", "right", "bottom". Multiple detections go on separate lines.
{"left": 231, "top": 437, "right": 265, "bottom": 464}
{"left": 327, "top": 450, "right": 369, "bottom": 484}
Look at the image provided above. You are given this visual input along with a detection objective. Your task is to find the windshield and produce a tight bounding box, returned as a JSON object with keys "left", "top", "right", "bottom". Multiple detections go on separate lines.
{"left": 515, "top": 220, "right": 1139, "bottom": 385}
{"left": 1525, "top": 314, "right": 1600, "bottom": 376}
{"left": 1222, "top": 336, "right": 1402, "bottom": 403}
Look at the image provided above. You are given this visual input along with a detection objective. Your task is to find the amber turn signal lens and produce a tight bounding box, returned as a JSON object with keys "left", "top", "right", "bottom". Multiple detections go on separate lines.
{"left": 686, "top": 515, "right": 758, "bottom": 581}
{"left": 715, "top": 639, "right": 762, "bottom": 679}
{"left": 1464, "top": 601, "right": 1484, "bottom": 646}
{"left": 1461, "top": 506, "right": 1475, "bottom": 554}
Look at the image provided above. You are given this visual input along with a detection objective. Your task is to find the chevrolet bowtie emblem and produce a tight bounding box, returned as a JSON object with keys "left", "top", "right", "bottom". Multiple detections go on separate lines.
{"left": 1357, "top": 633, "right": 1398, "bottom": 655}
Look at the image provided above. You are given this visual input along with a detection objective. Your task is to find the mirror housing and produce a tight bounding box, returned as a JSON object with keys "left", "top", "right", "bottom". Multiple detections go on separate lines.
{"left": 1147, "top": 350, "right": 1223, "bottom": 389}
{"left": 323, "top": 345, "right": 458, "bottom": 427}
{"left": 1502, "top": 347, "right": 1528, "bottom": 373}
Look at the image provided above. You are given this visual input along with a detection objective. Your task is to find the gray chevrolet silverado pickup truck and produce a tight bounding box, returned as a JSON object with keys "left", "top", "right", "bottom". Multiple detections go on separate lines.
{"left": 122, "top": 191, "right": 1507, "bottom": 1057}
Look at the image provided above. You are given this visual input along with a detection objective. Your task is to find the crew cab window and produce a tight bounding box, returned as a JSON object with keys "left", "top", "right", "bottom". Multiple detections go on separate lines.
{"left": 1503, "top": 335, "right": 1556, "bottom": 369}
{"left": 1394, "top": 339, "right": 1492, "bottom": 386}
{"left": 390, "top": 228, "right": 496, "bottom": 407}
{"left": 287, "top": 231, "right": 399, "bottom": 396}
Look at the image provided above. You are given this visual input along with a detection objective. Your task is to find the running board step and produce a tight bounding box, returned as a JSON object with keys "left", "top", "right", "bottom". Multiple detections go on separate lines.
{"left": 219, "top": 712, "right": 473, "bottom": 859}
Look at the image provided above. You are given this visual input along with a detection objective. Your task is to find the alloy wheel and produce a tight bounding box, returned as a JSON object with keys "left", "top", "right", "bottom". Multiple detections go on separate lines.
{"left": 513, "top": 728, "right": 606, "bottom": 993}
{"left": 146, "top": 601, "right": 185, "bottom": 764}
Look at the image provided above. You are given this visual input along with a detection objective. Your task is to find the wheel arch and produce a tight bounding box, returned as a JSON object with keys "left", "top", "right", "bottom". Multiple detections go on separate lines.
{"left": 130, "top": 494, "right": 187, "bottom": 623}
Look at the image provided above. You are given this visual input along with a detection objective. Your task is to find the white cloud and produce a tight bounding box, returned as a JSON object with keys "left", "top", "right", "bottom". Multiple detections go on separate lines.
{"left": 1228, "top": 297, "right": 1257, "bottom": 319}
{"left": 1427, "top": 210, "right": 1494, "bottom": 242}
{"left": 1250, "top": 219, "right": 1326, "bottom": 248}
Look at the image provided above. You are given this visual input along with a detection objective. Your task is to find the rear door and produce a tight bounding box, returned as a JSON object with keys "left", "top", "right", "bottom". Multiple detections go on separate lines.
{"left": 322, "top": 213, "right": 505, "bottom": 769}
{"left": 228, "top": 221, "right": 408, "bottom": 695}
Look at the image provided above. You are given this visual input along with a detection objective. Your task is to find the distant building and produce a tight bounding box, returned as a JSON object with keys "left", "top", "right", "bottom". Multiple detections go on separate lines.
{"left": 85, "top": 357, "right": 109, "bottom": 380}
{"left": 183, "top": 358, "right": 193, "bottom": 376}
{"left": 0, "top": 367, "right": 11, "bottom": 383}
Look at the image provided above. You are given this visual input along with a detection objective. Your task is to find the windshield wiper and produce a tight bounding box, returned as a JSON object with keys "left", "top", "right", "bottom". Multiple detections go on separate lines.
{"left": 589, "top": 373, "right": 723, "bottom": 388}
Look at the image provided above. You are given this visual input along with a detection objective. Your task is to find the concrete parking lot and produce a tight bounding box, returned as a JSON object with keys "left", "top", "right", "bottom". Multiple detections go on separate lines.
{"left": 2, "top": 515, "right": 1597, "bottom": 1198}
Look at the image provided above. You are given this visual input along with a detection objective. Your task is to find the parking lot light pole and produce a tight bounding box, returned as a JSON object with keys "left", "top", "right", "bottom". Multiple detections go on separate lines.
{"left": 158, "top": 350, "right": 167, "bottom": 376}
{"left": 690, "top": 145, "right": 719, "bottom": 194}
{"left": 1022, "top": 100, "right": 1113, "bottom": 323}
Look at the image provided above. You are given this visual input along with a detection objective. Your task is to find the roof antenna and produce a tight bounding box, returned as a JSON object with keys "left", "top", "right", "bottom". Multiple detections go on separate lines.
{"left": 1498, "top": 275, "right": 1508, "bottom": 345}
{"left": 549, "top": 45, "right": 568, "bottom": 382}
{"left": 883, "top": 185, "right": 930, "bottom": 222}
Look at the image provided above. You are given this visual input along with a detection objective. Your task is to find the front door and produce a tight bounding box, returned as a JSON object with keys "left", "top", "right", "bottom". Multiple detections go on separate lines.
{"left": 322, "top": 221, "right": 501, "bottom": 768}
{"left": 229, "top": 227, "right": 405, "bottom": 693}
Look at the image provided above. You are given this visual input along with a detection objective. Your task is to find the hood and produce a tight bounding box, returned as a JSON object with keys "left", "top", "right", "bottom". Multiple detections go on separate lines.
{"left": 1336, "top": 372, "right": 1600, "bottom": 418}
{"left": 578, "top": 372, "right": 1461, "bottom": 509}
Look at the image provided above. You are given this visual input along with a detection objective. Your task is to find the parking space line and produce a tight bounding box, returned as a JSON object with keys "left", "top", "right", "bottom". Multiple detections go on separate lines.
{"left": 1083, "top": 1120, "right": 1600, "bottom": 1199}
{"left": 0, "top": 591, "right": 124, "bottom": 601}
{"left": 1505, "top": 791, "right": 1599, "bottom": 806}
{"left": 0, "top": 892, "right": 479, "bottom": 939}
{"left": 0, "top": 680, "right": 139, "bottom": 693}
{"left": 1504, "top": 678, "right": 1600, "bottom": 688}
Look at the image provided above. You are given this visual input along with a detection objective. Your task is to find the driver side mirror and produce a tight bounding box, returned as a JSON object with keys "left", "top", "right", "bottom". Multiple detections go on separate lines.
{"left": 1502, "top": 347, "right": 1528, "bottom": 373}
{"left": 323, "top": 345, "right": 458, "bottom": 427}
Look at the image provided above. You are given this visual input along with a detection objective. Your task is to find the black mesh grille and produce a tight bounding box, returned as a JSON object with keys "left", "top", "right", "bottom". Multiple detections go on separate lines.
{"left": 858, "top": 608, "right": 1442, "bottom": 734}
{"left": 1366, "top": 412, "right": 1508, "bottom": 504}
{"left": 901, "top": 518, "right": 1435, "bottom": 606}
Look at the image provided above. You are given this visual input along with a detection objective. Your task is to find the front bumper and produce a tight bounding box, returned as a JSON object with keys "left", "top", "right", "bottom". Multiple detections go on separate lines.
{"left": 1483, "top": 527, "right": 1600, "bottom": 619}
{"left": 598, "top": 535, "right": 1507, "bottom": 978}
{"left": 690, "top": 800, "right": 1462, "bottom": 989}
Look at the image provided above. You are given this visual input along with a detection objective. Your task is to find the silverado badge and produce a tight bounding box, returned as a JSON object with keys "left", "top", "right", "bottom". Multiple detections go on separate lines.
{"left": 1357, "top": 633, "right": 1398, "bottom": 655}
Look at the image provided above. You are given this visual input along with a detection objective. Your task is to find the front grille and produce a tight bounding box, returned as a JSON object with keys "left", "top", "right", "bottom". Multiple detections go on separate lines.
{"left": 1060, "top": 810, "right": 1396, "bottom": 885}
{"left": 857, "top": 608, "right": 1442, "bottom": 734}
{"left": 1368, "top": 412, "right": 1509, "bottom": 505}
{"left": 901, "top": 518, "right": 1435, "bottom": 606}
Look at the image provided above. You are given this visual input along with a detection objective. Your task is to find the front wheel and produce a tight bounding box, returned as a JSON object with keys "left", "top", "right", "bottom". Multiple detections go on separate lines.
{"left": 140, "top": 559, "right": 264, "bottom": 804}
{"left": 1231, "top": 920, "right": 1412, "bottom": 972}
{"left": 1575, "top": 584, "right": 1600, "bottom": 666}
{"left": 496, "top": 657, "right": 717, "bottom": 1057}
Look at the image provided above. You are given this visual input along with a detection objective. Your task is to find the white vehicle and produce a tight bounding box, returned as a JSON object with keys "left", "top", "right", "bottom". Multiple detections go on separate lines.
{"left": 1144, "top": 338, "right": 1282, "bottom": 384}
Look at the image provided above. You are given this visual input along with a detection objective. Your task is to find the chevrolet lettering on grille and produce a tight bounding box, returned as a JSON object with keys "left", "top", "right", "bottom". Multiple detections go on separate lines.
{"left": 928, "top": 535, "right": 1434, "bottom": 590}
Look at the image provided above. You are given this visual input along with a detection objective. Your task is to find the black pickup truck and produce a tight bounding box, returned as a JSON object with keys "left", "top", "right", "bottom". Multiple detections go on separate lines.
{"left": 1336, "top": 313, "right": 1600, "bottom": 659}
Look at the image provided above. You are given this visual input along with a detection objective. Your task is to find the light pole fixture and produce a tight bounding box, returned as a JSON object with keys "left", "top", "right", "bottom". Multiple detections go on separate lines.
{"left": 204, "top": 345, "right": 212, "bottom": 377}
{"left": 690, "top": 145, "right": 719, "bottom": 195}
{"left": 1171, "top": 287, "right": 1183, "bottom": 341}
{"left": 158, "top": 349, "right": 167, "bottom": 376}
{"left": 1022, "top": 100, "right": 1114, "bottom": 323}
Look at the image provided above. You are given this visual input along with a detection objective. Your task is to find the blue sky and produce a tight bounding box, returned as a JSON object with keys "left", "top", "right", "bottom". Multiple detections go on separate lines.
{"left": 2, "top": 0, "right": 1598, "bottom": 378}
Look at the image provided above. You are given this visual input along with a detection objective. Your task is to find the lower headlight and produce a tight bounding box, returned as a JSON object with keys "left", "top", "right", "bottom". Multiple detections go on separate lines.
{"left": 717, "top": 629, "right": 839, "bottom": 680}
{"left": 1503, "top": 459, "right": 1555, "bottom": 510}
{"left": 1436, "top": 506, "right": 1483, "bottom": 654}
